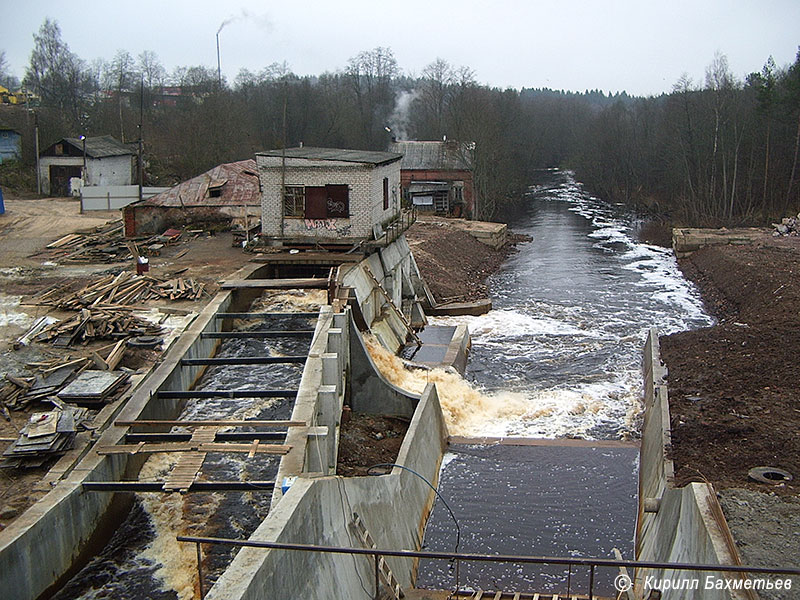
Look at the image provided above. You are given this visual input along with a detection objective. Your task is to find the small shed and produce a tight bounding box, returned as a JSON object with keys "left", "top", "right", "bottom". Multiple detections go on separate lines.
{"left": 257, "top": 147, "right": 403, "bottom": 246}
{"left": 39, "top": 135, "right": 135, "bottom": 196}
{"left": 123, "top": 159, "right": 261, "bottom": 236}
{"left": 0, "top": 127, "right": 21, "bottom": 163}
{"left": 389, "top": 140, "right": 475, "bottom": 217}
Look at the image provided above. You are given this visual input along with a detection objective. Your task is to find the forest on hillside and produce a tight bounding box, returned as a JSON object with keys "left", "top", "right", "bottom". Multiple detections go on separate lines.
{"left": 1, "top": 19, "right": 799, "bottom": 225}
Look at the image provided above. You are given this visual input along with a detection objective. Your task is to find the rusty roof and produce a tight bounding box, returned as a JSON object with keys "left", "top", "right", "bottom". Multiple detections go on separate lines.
{"left": 389, "top": 140, "right": 474, "bottom": 171}
{"left": 134, "top": 159, "right": 261, "bottom": 207}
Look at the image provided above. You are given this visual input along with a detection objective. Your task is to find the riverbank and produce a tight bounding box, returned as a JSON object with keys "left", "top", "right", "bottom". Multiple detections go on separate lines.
{"left": 405, "top": 219, "right": 527, "bottom": 303}
{"left": 660, "top": 232, "right": 800, "bottom": 587}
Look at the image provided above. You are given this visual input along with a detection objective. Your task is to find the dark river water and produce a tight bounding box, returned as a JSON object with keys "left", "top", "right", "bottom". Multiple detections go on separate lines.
{"left": 417, "top": 170, "right": 713, "bottom": 595}
{"left": 52, "top": 314, "right": 313, "bottom": 600}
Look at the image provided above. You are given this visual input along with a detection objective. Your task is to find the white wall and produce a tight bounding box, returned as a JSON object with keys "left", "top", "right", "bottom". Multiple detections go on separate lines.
{"left": 39, "top": 155, "right": 134, "bottom": 195}
{"left": 258, "top": 156, "right": 401, "bottom": 241}
{"left": 81, "top": 185, "right": 170, "bottom": 210}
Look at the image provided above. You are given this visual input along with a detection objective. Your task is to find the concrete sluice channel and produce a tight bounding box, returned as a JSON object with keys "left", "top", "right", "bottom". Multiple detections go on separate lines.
{"left": 52, "top": 307, "right": 317, "bottom": 599}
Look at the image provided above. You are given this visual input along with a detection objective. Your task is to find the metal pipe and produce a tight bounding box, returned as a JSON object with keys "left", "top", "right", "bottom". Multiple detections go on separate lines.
{"left": 589, "top": 564, "right": 594, "bottom": 600}
{"left": 156, "top": 390, "right": 297, "bottom": 399}
{"left": 374, "top": 554, "right": 379, "bottom": 599}
{"left": 200, "top": 331, "right": 314, "bottom": 339}
{"left": 83, "top": 481, "right": 275, "bottom": 492}
{"left": 180, "top": 357, "right": 307, "bottom": 366}
{"left": 196, "top": 542, "right": 205, "bottom": 599}
{"left": 215, "top": 312, "right": 318, "bottom": 319}
{"left": 174, "top": 536, "right": 800, "bottom": 576}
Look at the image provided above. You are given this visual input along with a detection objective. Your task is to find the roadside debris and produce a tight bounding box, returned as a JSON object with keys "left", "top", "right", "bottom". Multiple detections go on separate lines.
{"left": 32, "top": 220, "right": 188, "bottom": 264}
{"left": 29, "top": 271, "right": 207, "bottom": 309}
{"left": 1, "top": 405, "right": 91, "bottom": 468}
{"left": 35, "top": 309, "right": 163, "bottom": 348}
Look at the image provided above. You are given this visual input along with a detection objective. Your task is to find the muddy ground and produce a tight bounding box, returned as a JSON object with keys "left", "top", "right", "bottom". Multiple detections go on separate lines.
{"left": 405, "top": 219, "right": 527, "bottom": 303}
{"left": 0, "top": 194, "right": 252, "bottom": 530}
{"left": 336, "top": 412, "right": 410, "bottom": 477}
{"left": 661, "top": 238, "right": 800, "bottom": 496}
{"left": 660, "top": 232, "right": 800, "bottom": 586}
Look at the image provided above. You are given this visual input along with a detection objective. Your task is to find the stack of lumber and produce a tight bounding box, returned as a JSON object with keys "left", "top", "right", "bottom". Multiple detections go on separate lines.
{"left": 35, "top": 308, "right": 163, "bottom": 347}
{"left": 57, "top": 370, "right": 130, "bottom": 406}
{"left": 31, "top": 271, "right": 206, "bottom": 309}
{"left": 39, "top": 221, "right": 128, "bottom": 263}
{"left": 35, "top": 220, "right": 186, "bottom": 264}
{"left": 2, "top": 406, "right": 90, "bottom": 467}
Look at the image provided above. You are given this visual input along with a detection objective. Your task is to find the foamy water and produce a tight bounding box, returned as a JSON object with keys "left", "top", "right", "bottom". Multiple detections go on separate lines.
{"left": 367, "top": 173, "right": 711, "bottom": 440}
{"left": 428, "top": 171, "right": 712, "bottom": 439}
{"left": 56, "top": 291, "right": 315, "bottom": 600}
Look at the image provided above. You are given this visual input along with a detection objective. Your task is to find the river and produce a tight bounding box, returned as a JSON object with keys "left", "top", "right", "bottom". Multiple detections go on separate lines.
{"left": 416, "top": 169, "right": 713, "bottom": 595}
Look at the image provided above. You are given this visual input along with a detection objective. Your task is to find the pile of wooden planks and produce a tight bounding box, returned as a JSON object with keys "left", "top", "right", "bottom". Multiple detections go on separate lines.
{"left": 2, "top": 406, "right": 90, "bottom": 467}
{"left": 35, "top": 220, "right": 189, "bottom": 264}
{"left": 35, "top": 308, "right": 163, "bottom": 347}
{"left": 31, "top": 271, "right": 206, "bottom": 310}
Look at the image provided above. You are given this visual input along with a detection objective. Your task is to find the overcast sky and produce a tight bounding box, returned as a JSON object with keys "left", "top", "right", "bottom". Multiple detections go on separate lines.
{"left": 2, "top": 0, "right": 799, "bottom": 97}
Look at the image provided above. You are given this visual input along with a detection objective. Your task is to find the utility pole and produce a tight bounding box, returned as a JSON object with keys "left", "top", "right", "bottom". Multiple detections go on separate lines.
{"left": 34, "top": 111, "right": 41, "bottom": 196}
{"left": 138, "top": 77, "right": 144, "bottom": 202}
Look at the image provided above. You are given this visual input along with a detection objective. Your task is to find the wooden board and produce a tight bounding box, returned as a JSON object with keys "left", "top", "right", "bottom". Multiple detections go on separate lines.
{"left": 162, "top": 427, "right": 217, "bottom": 492}
{"left": 220, "top": 278, "right": 327, "bottom": 290}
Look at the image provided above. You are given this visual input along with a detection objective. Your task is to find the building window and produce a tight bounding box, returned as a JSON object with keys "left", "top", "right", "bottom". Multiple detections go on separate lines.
{"left": 283, "top": 186, "right": 305, "bottom": 217}
{"left": 283, "top": 185, "right": 349, "bottom": 219}
{"left": 383, "top": 177, "right": 389, "bottom": 210}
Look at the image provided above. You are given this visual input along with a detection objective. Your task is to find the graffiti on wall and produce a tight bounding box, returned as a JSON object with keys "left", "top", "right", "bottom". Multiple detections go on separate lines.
{"left": 303, "top": 218, "right": 352, "bottom": 236}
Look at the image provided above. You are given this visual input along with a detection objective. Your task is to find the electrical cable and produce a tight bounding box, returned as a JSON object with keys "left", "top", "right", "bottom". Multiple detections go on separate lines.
{"left": 366, "top": 462, "right": 461, "bottom": 598}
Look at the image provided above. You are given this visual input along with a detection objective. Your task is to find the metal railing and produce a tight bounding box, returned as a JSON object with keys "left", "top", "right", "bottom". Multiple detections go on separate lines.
{"left": 177, "top": 534, "right": 800, "bottom": 599}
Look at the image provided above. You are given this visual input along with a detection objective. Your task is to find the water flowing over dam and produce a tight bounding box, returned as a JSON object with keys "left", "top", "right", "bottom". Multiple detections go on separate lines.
{"left": 416, "top": 170, "right": 713, "bottom": 595}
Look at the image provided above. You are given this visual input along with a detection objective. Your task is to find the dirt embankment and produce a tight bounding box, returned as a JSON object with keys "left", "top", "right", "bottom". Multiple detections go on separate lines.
{"left": 660, "top": 237, "right": 800, "bottom": 496}
{"left": 405, "top": 220, "right": 526, "bottom": 303}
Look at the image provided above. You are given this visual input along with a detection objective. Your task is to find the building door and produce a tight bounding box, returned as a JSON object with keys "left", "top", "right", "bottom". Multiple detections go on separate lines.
{"left": 49, "top": 165, "right": 82, "bottom": 196}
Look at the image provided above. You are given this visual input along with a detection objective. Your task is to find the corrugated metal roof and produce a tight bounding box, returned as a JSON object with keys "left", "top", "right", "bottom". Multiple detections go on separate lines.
{"left": 62, "top": 135, "right": 134, "bottom": 158}
{"left": 389, "top": 141, "right": 474, "bottom": 171}
{"left": 256, "top": 146, "right": 402, "bottom": 166}
{"left": 132, "top": 159, "right": 261, "bottom": 208}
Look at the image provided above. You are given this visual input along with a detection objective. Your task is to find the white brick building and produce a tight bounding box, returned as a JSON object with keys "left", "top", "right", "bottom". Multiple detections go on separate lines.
{"left": 39, "top": 135, "right": 135, "bottom": 197}
{"left": 257, "top": 147, "right": 402, "bottom": 245}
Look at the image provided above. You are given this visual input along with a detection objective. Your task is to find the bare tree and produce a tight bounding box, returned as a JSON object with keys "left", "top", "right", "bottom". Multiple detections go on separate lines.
{"left": 24, "top": 19, "right": 90, "bottom": 126}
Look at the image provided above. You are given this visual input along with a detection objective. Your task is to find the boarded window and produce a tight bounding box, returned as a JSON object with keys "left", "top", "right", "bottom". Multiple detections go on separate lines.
{"left": 283, "top": 186, "right": 304, "bottom": 217}
{"left": 283, "top": 184, "right": 349, "bottom": 219}
{"left": 326, "top": 184, "right": 349, "bottom": 218}
{"left": 304, "top": 186, "right": 328, "bottom": 219}
{"left": 383, "top": 177, "right": 389, "bottom": 210}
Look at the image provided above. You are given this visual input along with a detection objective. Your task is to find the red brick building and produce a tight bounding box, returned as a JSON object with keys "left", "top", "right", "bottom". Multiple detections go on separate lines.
{"left": 389, "top": 140, "right": 475, "bottom": 217}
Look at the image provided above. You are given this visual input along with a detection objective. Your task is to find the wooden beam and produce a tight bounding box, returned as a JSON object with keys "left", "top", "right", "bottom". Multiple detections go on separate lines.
{"left": 220, "top": 278, "right": 327, "bottom": 290}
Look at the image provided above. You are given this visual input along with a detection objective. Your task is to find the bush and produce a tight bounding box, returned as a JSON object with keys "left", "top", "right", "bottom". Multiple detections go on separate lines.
{"left": 0, "top": 160, "right": 37, "bottom": 194}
